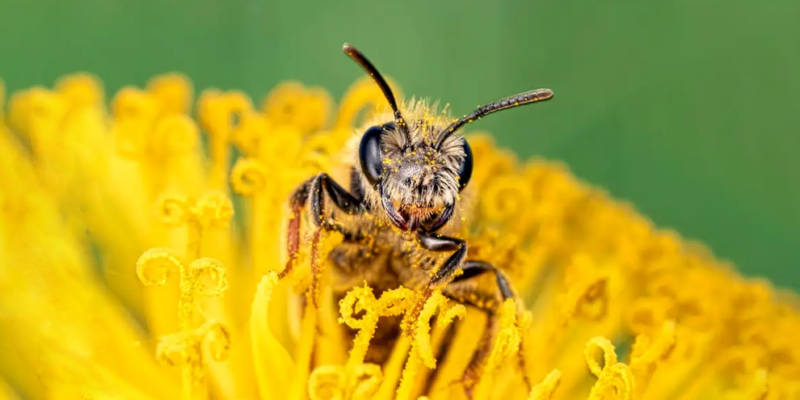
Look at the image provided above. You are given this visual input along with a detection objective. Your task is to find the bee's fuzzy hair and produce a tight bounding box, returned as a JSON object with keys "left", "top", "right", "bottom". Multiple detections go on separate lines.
{"left": 381, "top": 98, "right": 451, "bottom": 147}
{"left": 365, "top": 97, "right": 464, "bottom": 157}
{"left": 343, "top": 98, "right": 468, "bottom": 228}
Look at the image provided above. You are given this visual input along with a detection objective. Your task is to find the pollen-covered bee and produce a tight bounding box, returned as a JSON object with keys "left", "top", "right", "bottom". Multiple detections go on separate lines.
{"left": 279, "top": 43, "right": 553, "bottom": 392}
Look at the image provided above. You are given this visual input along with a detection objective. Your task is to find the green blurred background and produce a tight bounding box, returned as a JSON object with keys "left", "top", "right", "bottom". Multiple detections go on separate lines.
{"left": 1, "top": 0, "right": 798, "bottom": 289}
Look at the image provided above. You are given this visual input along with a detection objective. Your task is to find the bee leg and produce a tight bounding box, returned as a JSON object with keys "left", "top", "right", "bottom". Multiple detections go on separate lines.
{"left": 448, "top": 261, "right": 534, "bottom": 395}
{"left": 452, "top": 261, "right": 515, "bottom": 300}
{"left": 418, "top": 235, "right": 468, "bottom": 285}
{"left": 281, "top": 173, "right": 366, "bottom": 307}
{"left": 403, "top": 234, "right": 467, "bottom": 336}
{"left": 308, "top": 173, "right": 365, "bottom": 222}
{"left": 280, "top": 173, "right": 365, "bottom": 278}
{"left": 279, "top": 177, "right": 313, "bottom": 279}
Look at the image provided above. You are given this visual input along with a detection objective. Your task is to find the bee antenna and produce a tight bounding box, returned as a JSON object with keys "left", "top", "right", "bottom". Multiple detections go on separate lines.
{"left": 342, "top": 43, "right": 410, "bottom": 134}
{"left": 435, "top": 88, "right": 554, "bottom": 149}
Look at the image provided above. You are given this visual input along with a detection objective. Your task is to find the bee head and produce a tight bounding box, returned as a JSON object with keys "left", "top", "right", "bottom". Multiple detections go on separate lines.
{"left": 358, "top": 113, "right": 473, "bottom": 233}
{"left": 343, "top": 43, "right": 553, "bottom": 233}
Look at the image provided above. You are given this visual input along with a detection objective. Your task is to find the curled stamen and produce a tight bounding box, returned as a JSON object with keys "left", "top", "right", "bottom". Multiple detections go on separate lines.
{"left": 630, "top": 320, "right": 676, "bottom": 388}
{"left": 146, "top": 73, "right": 193, "bottom": 115}
{"left": 8, "top": 88, "right": 69, "bottom": 156}
{"left": 112, "top": 87, "right": 159, "bottom": 122}
{"left": 192, "top": 191, "right": 234, "bottom": 229}
{"left": 136, "top": 247, "right": 184, "bottom": 287}
{"left": 585, "top": 337, "right": 635, "bottom": 400}
{"left": 396, "top": 293, "right": 465, "bottom": 400}
{"left": 231, "top": 158, "right": 270, "bottom": 196}
{"left": 197, "top": 320, "right": 231, "bottom": 362}
{"left": 198, "top": 90, "right": 252, "bottom": 135}
{"left": 262, "top": 81, "right": 332, "bottom": 133}
{"left": 339, "top": 285, "right": 379, "bottom": 330}
{"left": 301, "top": 133, "right": 346, "bottom": 158}
{"left": 626, "top": 297, "right": 673, "bottom": 335}
{"left": 576, "top": 278, "right": 609, "bottom": 320}
{"left": 155, "top": 320, "right": 231, "bottom": 374}
{"left": 586, "top": 337, "right": 618, "bottom": 379}
{"left": 197, "top": 90, "right": 253, "bottom": 187}
{"left": 54, "top": 73, "right": 104, "bottom": 109}
{"left": 137, "top": 248, "right": 228, "bottom": 323}
{"left": 414, "top": 293, "right": 467, "bottom": 370}
{"left": 487, "top": 300, "right": 525, "bottom": 366}
{"left": 149, "top": 115, "right": 199, "bottom": 159}
{"left": 308, "top": 364, "right": 383, "bottom": 400}
{"left": 481, "top": 175, "right": 533, "bottom": 223}
{"left": 157, "top": 195, "right": 189, "bottom": 227}
{"left": 376, "top": 288, "right": 417, "bottom": 317}
{"left": 136, "top": 211, "right": 230, "bottom": 400}
{"left": 231, "top": 112, "right": 270, "bottom": 157}
{"left": 562, "top": 257, "right": 610, "bottom": 322}
{"left": 720, "top": 345, "right": 766, "bottom": 382}
{"left": 339, "top": 285, "right": 416, "bottom": 368}
{"left": 350, "top": 364, "right": 384, "bottom": 400}
{"left": 7, "top": 88, "right": 39, "bottom": 136}
{"left": 473, "top": 299, "right": 528, "bottom": 399}
{"left": 309, "top": 365, "right": 346, "bottom": 400}
{"left": 111, "top": 87, "right": 161, "bottom": 157}
{"left": 156, "top": 331, "right": 195, "bottom": 366}
{"left": 187, "top": 258, "right": 229, "bottom": 297}
{"left": 631, "top": 321, "right": 677, "bottom": 365}
{"left": 297, "top": 134, "right": 342, "bottom": 173}
{"left": 340, "top": 284, "right": 381, "bottom": 367}
{"left": 589, "top": 362, "right": 636, "bottom": 400}
{"left": 155, "top": 192, "right": 234, "bottom": 269}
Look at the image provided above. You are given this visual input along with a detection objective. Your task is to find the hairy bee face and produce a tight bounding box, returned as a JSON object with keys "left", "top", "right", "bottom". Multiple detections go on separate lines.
{"left": 341, "top": 42, "right": 551, "bottom": 234}
{"left": 359, "top": 116, "right": 473, "bottom": 233}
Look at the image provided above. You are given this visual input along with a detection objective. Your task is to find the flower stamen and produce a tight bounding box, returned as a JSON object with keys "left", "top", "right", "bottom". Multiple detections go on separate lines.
{"left": 585, "top": 337, "right": 635, "bottom": 400}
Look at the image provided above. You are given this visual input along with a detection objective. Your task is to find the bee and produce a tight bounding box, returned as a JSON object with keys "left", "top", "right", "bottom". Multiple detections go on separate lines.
{"left": 279, "top": 43, "right": 554, "bottom": 394}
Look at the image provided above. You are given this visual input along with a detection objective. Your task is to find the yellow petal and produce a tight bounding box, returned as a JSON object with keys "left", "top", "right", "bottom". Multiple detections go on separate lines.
{"left": 0, "top": 376, "right": 19, "bottom": 400}
{"left": 250, "top": 272, "right": 296, "bottom": 400}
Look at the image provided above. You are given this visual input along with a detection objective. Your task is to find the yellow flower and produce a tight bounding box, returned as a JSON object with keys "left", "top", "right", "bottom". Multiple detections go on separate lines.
{"left": 0, "top": 72, "right": 799, "bottom": 400}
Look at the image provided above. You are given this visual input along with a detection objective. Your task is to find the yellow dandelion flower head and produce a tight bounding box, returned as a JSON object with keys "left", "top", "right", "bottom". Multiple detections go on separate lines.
{"left": 0, "top": 70, "right": 798, "bottom": 400}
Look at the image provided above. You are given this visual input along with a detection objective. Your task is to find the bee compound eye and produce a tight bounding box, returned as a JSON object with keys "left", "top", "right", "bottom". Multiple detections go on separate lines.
{"left": 458, "top": 139, "right": 473, "bottom": 191}
{"left": 358, "top": 125, "right": 385, "bottom": 187}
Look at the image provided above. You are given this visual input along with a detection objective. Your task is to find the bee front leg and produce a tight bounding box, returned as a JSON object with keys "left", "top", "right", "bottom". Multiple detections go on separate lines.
{"left": 404, "top": 236, "right": 525, "bottom": 398}
{"left": 279, "top": 177, "right": 313, "bottom": 279}
{"left": 451, "top": 261, "right": 515, "bottom": 300}
{"left": 402, "top": 234, "right": 468, "bottom": 334}
{"left": 445, "top": 261, "right": 532, "bottom": 397}
{"left": 418, "top": 234, "right": 468, "bottom": 286}
{"left": 279, "top": 173, "right": 365, "bottom": 302}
